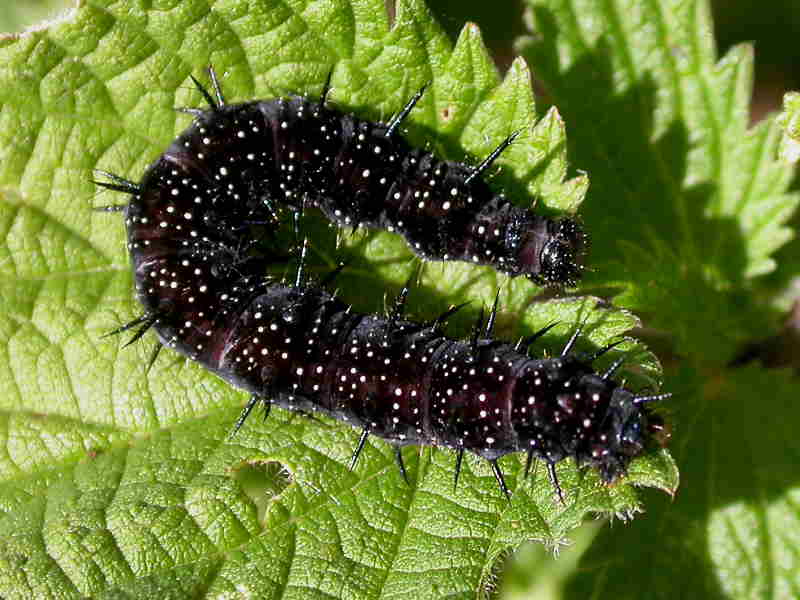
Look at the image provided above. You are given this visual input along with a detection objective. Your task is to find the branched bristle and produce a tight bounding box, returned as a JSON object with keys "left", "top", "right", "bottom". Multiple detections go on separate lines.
{"left": 394, "top": 447, "right": 409, "bottom": 485}
{"left": 561, "top": 324, "right": 583, "bottom": 357}
{"left": 121, "top": 317, "right": 158, "bottom": 348}
{"left": 546, "top": 462, "right": 565, "bottom": 506}
{"left": 453, "top": 447, "right": 465, "bottom": 492}
{"left": 175, "top": 107, "right": 205, "bottom": 117}
{"left": 515, "top": 321, "right": 559, "bottom": 352}
{"left": 92, "top": 169, "right": 140, "bottom": 195}
{"left": 430, "top": 302, "right": 469, "bottom": 330}
{"left": 465, "top": 131, "right": 520, "bottom": 185}
{"left": 145, "top": 343, "right": 163, "bottom": 375}
{"left": 262, "top": 398, "right": 272, "bottom": 421}
{"left": 190, "top": 73, "right": 219, "bottom": 110}
{"left": 524, "top": 449, "right": 537, "bottom": 479}
{"left": 294, "top": 238, "right": 309, "bottom": 288}
{"left": 321, "top": 262, "right": 347, "bottom": 288}
{"left": 489, "top": 459, "right": 511, "bottom": 501}
{"left": 470, "top": 306, "right": 484, "bottom": 352}
{"left": 602, "top": 357, "right": 625, "bottom": 380}
{"left": 230, "top": 394, "right": 261, "bottom": 437}
{"left": 389, "top": 271, "right": 416, "bottom": 325}
{"left": 320, "top": 68, "right": 334, "bottom": 105}
{"left": 206, "top": 65, "right": 226, "bottom": 108}
{"left": 100, "top": 314, "right": 153, "bottom": 339}
{"left": 633, "top": 392, "right": 672, "bottom": 404}
{"left": 92, "top": 204, "right": 127, "bottom": 213}
{"left": 349, "top": 427, "right": 370, "bottom": 471}
{"left": 292, "top": 202, "right": 305, "bottom": 243}
{"left": 587, "top": 340, "right": 625, "bottom": 362}
{"left": 386, "top": 83, "right": 429, "bottom": 137}
{"left": 485, "top": 289, "right": 501, "bottom": 338}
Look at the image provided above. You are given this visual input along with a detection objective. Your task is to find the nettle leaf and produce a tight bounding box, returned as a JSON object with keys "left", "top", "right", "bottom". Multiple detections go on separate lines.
{"left": 517, "top": 0, "right": 800, "bottom": 363}
{"left": 558, "top": 366, "right": 800, "bottom": 599}
{"left": 512, "top": 1, "right": 800, "bottom": 599}
{"left": 0, "top": 0, "right": 676, "bottom": 598}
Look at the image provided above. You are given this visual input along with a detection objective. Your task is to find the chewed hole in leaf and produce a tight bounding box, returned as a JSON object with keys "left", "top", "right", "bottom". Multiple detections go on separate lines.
{"left": 231, "top": 460, "right": 293, "bottom": 522}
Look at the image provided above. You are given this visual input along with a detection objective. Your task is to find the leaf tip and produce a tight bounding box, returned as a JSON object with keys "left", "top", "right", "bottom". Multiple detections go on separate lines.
{"left": 779, "top": 91, "right": 800, "bottom": 163}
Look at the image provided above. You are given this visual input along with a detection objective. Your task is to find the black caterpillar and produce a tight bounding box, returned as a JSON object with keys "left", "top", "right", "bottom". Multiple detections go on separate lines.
{"left": 98, "top": 67, "right": 586, "bottom": 286}
{"left": 96, "top": 69, "right": 668, "bottom": 501}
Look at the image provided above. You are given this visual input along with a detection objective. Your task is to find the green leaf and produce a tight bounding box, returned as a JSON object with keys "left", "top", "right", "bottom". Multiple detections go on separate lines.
{"left": 516, "top": 0, "right": 800, "bottom": 363}
{"left": 779, "top": 91, "right": 800, "bottom": 163}
{"left": 559, "top": 366, "right": 800, "bottom": 599}
{"left": 0, "top": 0, "right": 69, "bottom": 34}
{"left": 511, "top": 2, "right": 800, "bottom": 598}
{"left": 0, "top": 0, "right": 673, "bottom": 598}
{"left": 498, "top": 521, "right": 601, "bottom": 599}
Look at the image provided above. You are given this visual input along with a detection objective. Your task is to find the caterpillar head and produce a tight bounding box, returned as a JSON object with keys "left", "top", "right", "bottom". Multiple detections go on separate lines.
{"left": 591, "top": 388, "right": 657, "bottom": 483}
{"left": 535, "top": 218, "right": 587, "bottom": 286}
{"left": 517, "top": 217, "right": 587, "bottom": 286}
